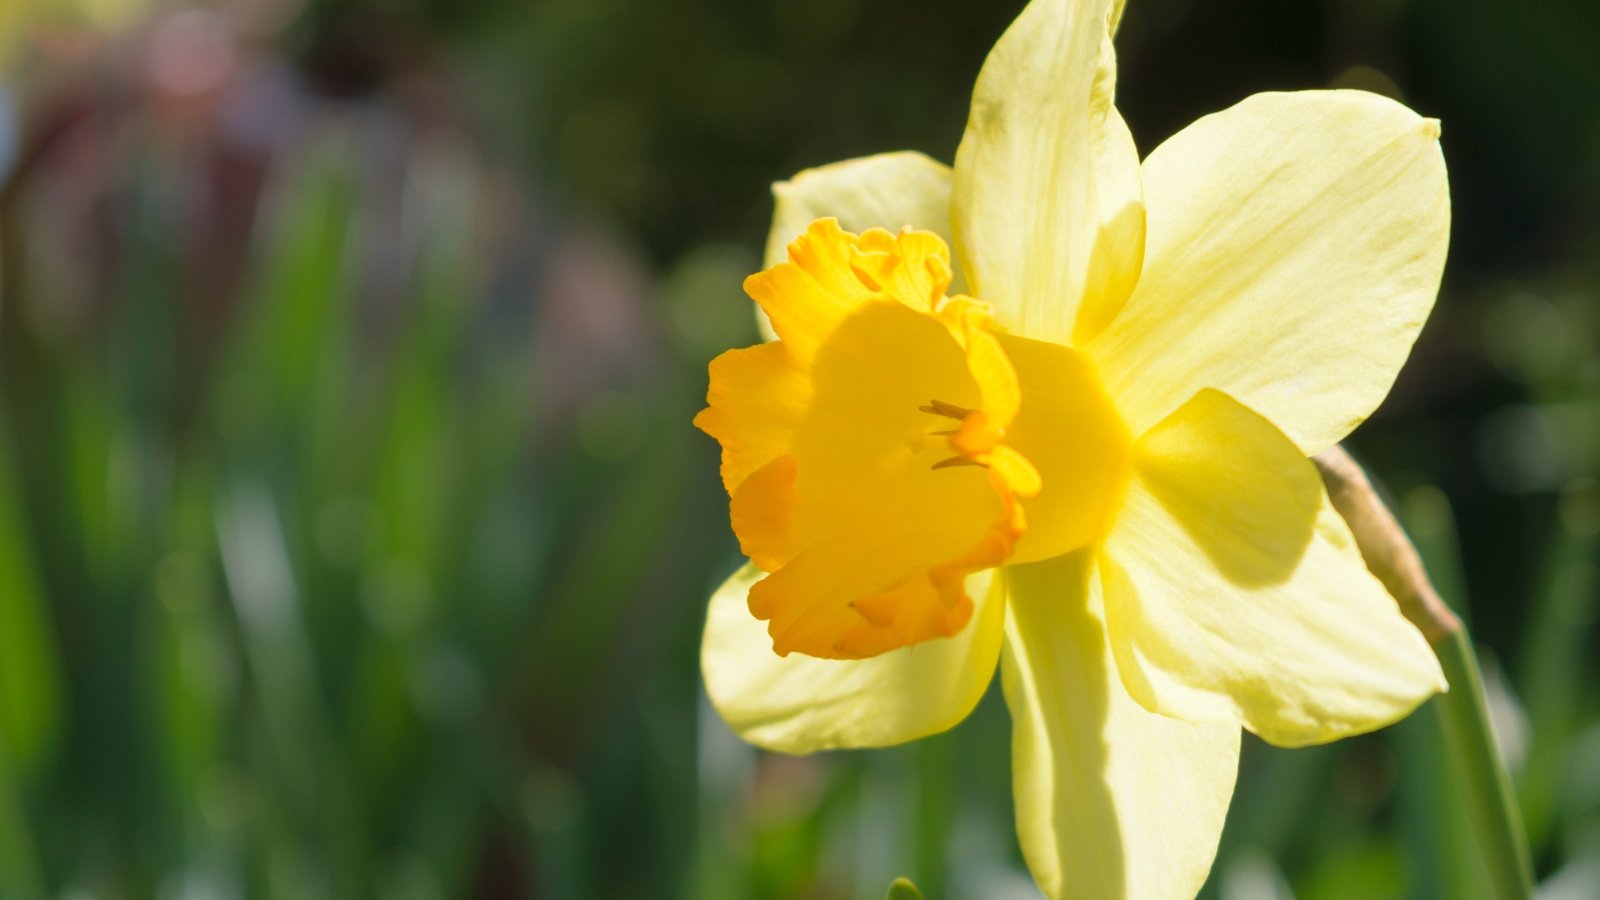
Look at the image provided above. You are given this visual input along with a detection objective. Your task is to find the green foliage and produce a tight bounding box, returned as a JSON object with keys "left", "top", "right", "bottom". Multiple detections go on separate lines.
{"left": 886, "top": 876, "right": 925, "bottom": 900}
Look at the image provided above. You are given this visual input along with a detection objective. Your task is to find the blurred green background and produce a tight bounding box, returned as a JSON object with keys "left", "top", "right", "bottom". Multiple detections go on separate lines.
{"left": 0, "top": 0, "right": 1596, "bottom": 897}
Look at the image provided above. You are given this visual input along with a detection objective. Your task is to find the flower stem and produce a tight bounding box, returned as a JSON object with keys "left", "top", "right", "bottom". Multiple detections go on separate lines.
{"left": 1429, "top": 627, "right": 1535, "bottom": 900}
{"left": 1313, "top": 446, "right": 1534, "bottom": 899}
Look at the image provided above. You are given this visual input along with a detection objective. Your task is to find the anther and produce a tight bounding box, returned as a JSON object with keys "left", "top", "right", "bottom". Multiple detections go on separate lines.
{"left": 932, "top": 455, "right": 987, "bottom": 471}
{"left": 920, "top": 399, "right": 975, "bottom": 420}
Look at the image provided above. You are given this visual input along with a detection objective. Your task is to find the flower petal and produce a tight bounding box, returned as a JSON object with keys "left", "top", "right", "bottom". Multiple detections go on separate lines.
{"left": 702, "top": 562, "right": 1004, "bottom": 753}
{"left": 1087, "top": 90, "right": 1450, "bottom": 451}
{"left": 995, "top": 334, "right": 1132, "bottom": 563}
{"left": 952, "top": 0, "right": 1142, "bottom": 344}
{"left": 748, "top": 525, "right": 982, "bottom": 659}
{"left": 1003, "top": 552, "right": 1239, "bottom": 900}
{"left": 1099, "top": 388, "right": 1448, "bottom": 748}
{"left": 764, "top": 152, "right": 955, "bottom": 269}
{"left": 758, "top": 153, "right": 958, "bottom": 341}
{"left": 1107, "top": 0, "right": 1126, "bottom": 32}
{"left": 743, "top": 219, "right": 959, "bottom": 360}
{"left": 694, "top": 342, "right": 810, "bottom": 495}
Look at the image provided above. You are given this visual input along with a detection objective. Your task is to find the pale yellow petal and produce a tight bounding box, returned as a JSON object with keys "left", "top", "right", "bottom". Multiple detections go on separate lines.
{"left": 702, "top": 562, "right": 1003, "bottom": 753}
{"left": 1088, "top": 90, "right": 1450, "bottom": 451}
{"left": 1073, "top": 95, "right": 1145, "bottom": 346}
{"left": 953, "top": 0, "right": 1142, "bottom": 344}
{"left": 1099, "top": 389, "right": 1448, "bottom": 748}
{"left": 764, "top": 152, "right": 955, "bottom": 270}
{"left": 1003, "top": 552, "right": 1239, "bottom": 900}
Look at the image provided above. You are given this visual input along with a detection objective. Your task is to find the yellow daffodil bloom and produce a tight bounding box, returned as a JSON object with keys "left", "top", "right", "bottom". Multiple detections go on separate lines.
{"left": 694, "top": 0, "right": 1450, "bottom": 895}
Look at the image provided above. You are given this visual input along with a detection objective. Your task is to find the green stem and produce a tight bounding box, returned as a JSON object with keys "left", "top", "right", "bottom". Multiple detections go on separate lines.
{"left": 1430, "top": 627, "right": 1535, "bottom": 900}
{"left": 0, "top": 731, "right": 45, "bottom": 899}
{"left": 885, "top": 877, "right": 925, "bottom": 900}
{"left": 1314, "top": 449, "right": 1534, "bottom": 898}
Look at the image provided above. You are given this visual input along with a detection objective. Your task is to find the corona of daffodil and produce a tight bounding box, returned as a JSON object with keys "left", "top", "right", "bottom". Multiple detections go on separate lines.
{"left": 694, "top": 0, "right": 1450, "bottom": 896}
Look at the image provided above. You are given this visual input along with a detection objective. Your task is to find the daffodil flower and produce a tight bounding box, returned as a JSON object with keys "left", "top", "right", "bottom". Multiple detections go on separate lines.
{"left": 694, "top": 0, "right": 1450, "bottom": 895}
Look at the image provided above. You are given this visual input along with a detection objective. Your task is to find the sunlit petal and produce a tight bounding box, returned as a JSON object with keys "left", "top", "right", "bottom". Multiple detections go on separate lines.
{"left": 702, "top": 563, "right": 1004, "bottom": 752}
{"left": 1100, "top": 389, "right": 1447, "bottom": 747}
{"left": 695, "top": 342, "right": 810, "bottom": 496}
{"left": 1003, "top": 552, "right": 1239, "bottom": 900}
{"left": 1088, "top": 90, "right": 1450, "bottom": 451}
{"left": 764, "top": 152, "right": 955, "bottom": 269}
{"left": 953, "top": 0, "right": 1142, "bottom": 344}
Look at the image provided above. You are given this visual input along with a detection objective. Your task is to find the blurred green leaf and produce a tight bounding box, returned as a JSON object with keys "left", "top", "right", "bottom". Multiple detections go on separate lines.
{"left": 0, "top": 738, "right": 45, "bottom": 898}
{"left": 886, "top": 875, "right": 925, "bottom": 900}
{"left": 1516, "top": 523, "right": 1599, "bottom": 851}
{"left": 0, "top": 434, "right": 59, "bottom": 777}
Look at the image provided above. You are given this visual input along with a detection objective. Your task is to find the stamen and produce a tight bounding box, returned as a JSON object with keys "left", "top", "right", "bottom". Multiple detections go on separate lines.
{"left": 920, "top": 399, "right": 975, "bottom": 420}
{"left": 932, "top": 455, "right": 988, "bottom": 470}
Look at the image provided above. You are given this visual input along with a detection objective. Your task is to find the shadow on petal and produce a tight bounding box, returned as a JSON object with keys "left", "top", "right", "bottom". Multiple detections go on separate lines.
{"left": 1133, "top": 388, "right": 1319, "bottom": 588}
{"left": 1002, "top": 552, "right": 1238, "bottom": 899}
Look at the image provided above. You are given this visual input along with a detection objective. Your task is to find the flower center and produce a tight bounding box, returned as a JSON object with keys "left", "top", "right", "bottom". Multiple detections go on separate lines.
{"left": 695, "top": 217, "right": 1131, "bottom": 658}
{"left": 922, "top": 399, "right": 1044, "bottom": 497}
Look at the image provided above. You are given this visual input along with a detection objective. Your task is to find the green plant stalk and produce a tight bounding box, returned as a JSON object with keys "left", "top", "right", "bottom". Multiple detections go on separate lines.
{"left": 885, "top": 876, "right": 925, "bottom": 900}
{"left": 1430, "top": 627, "right": 1535, "bottom": 900}
{"left": 1314, "top": 447, "right": 1534, "bottom": 900}
{"left": 0, "top": 734, "right": 44, "bottom": 898}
